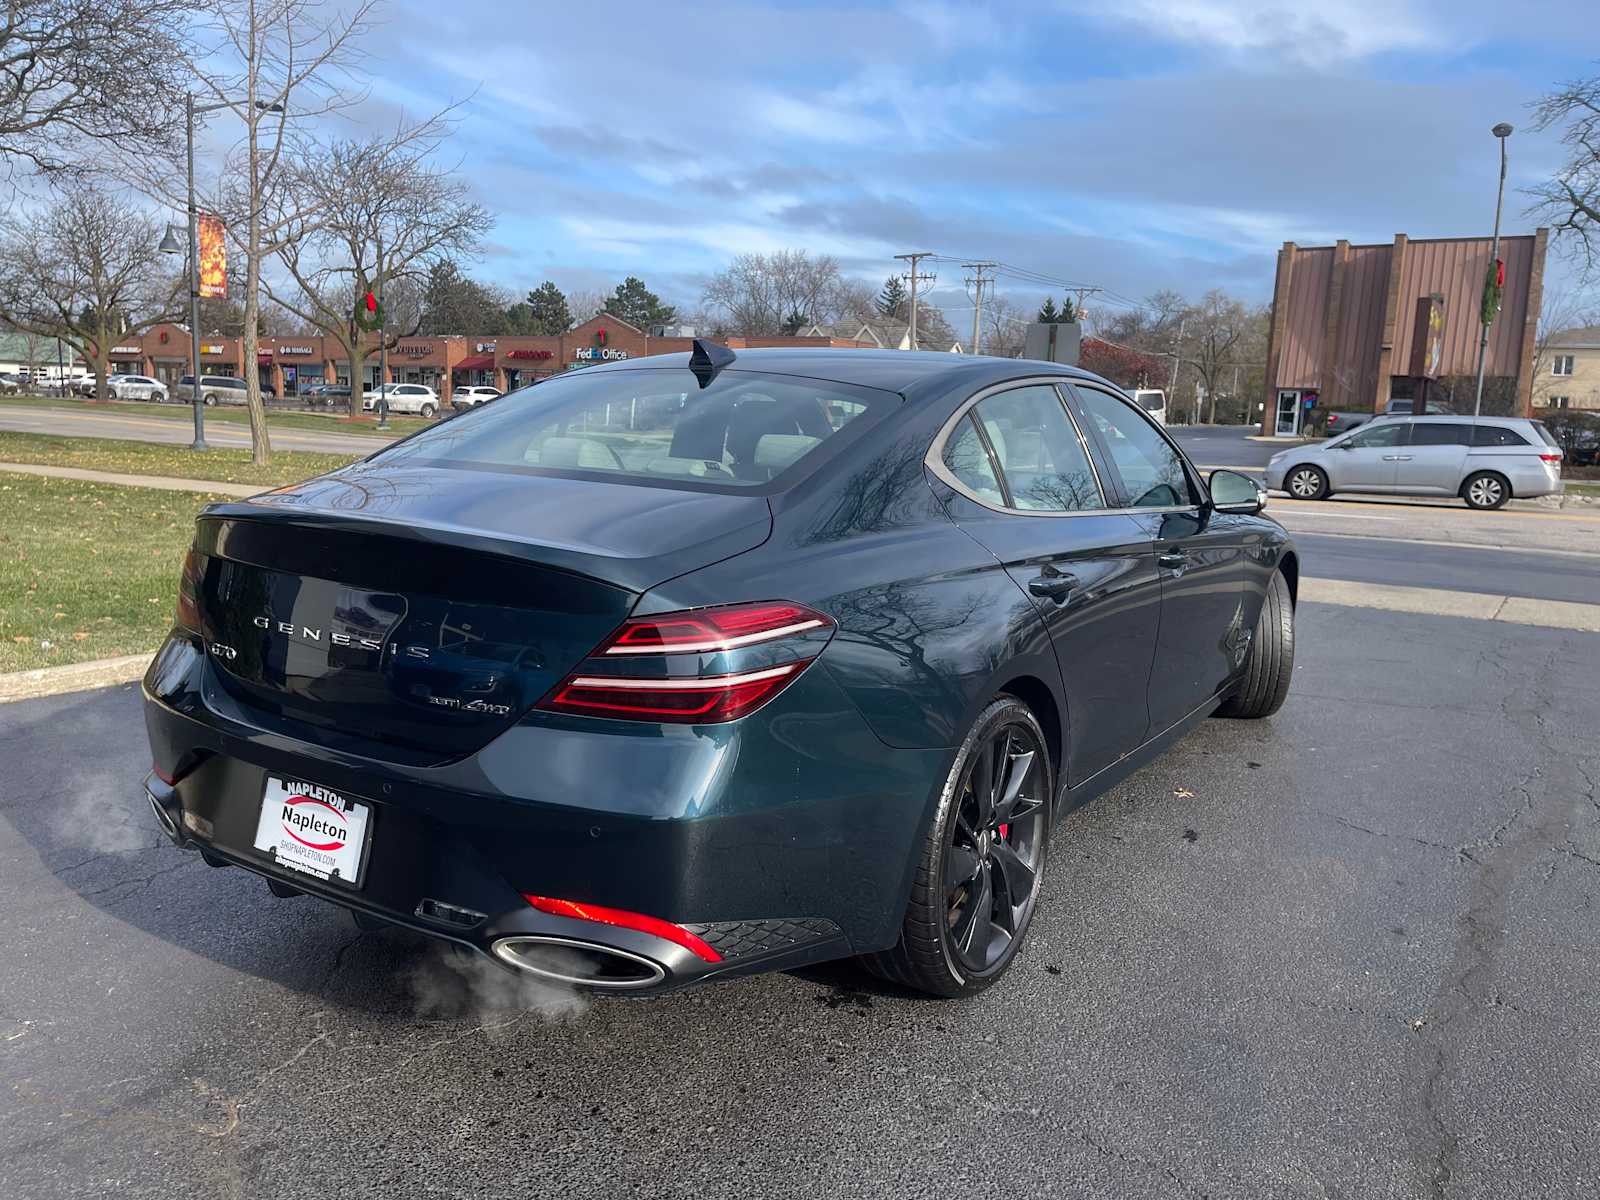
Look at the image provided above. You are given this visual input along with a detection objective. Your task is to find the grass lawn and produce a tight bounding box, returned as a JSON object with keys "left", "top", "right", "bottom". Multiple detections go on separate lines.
{"left": 0, "top": 393, "right": 429, "bottom": 437}
{"left": 0, "top": 475, "right": 225, "bottom": 674}
{"left": 0, "top": 431, "right": 358, "bottom": 487}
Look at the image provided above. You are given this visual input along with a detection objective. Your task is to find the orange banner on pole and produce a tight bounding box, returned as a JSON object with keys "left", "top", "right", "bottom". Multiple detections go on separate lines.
{"left": 197, "top": 213, "right": 227, "bottom": 299}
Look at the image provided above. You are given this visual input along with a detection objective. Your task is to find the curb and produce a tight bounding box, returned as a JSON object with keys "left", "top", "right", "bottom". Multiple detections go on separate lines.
{"left": 0, "top": 461, "right": 260, "bottom": 497}
{"left": 0, "top": 653, "right": 153, "bottom": 704}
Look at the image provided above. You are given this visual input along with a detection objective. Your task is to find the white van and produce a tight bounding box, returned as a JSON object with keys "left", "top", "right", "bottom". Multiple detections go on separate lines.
{"left": 1127, "top": 389, "right": 1167, "bottom": 425}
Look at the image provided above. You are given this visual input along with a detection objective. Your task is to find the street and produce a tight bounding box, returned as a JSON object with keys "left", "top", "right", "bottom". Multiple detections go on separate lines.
{"left": 0, "top": 402, "right": 395, "bottom": 456}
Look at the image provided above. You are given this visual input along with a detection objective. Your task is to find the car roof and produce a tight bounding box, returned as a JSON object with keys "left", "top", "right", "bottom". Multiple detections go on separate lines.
{"left": 1403, "top": 414, "right": 1529, "bottom": 425}
{"left": 597, "top": 346, "right": 1107, "bottom": 396}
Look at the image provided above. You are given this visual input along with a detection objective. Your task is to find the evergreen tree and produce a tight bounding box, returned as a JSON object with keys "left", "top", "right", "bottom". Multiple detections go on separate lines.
{"left": 522, "top": 281, "right": 573, "bottom": 335}
{"left": 605, "top": 276, "right": 677, "bottom": 330}
{"left": 1037, "top": 296, "right": 1059, "bottom": 324}
{"left": 1059, "top": 295, "right": 1078, "bottom": 323}
{"left": 877, "top": 275, "right": 907, "bottom": 318}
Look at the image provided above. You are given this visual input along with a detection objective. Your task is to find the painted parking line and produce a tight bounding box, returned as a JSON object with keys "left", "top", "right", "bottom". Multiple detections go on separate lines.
{"left": 1302, "top": 578, "right": 1600, "bottom": 633}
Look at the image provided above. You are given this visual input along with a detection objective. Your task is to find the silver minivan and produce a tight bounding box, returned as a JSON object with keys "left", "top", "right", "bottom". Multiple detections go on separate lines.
{"left": 1266, "top": 416, "right": 1564, "bottom": 510}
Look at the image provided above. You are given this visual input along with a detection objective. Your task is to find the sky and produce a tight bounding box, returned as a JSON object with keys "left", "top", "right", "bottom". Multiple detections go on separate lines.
{"left": 336, "top": 0, "right": 1600, "bottom": 326}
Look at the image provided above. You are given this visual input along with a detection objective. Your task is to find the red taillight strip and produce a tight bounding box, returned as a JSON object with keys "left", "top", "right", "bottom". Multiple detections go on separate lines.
{"left": 603, "top": 618, "right": 827, "bottom": 655}
{"left": 564, "top": 664, "right": 796, "bottom": 691}
{"left": 523, "top": 895, "right": 722, "bottom": 963}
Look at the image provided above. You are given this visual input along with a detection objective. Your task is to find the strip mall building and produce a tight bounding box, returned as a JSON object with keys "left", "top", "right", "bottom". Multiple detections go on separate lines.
{"left": 107, "top": 315, "right": 874, "bottom": 405}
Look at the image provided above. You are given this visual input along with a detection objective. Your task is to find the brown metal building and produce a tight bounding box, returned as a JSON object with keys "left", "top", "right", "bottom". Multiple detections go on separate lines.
{"left": 1260, "top": 230, "right": 1547, "bottom": 436}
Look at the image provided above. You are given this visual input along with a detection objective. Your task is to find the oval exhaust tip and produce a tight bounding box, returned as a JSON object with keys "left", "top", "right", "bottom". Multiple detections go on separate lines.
{"left": 491, "top": 936, "right": 666, "bottom": 990}
{"left": 147, "top": 789, "right": 180, "bottom": 841}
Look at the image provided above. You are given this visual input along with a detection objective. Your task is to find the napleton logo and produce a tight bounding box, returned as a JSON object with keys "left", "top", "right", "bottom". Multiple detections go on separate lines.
{"left": 280, "top": 792, "right": 348, "bottom": 851}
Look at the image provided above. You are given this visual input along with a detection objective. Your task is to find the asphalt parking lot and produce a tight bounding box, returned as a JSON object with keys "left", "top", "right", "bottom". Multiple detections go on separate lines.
{"left": 4, "top": 585, "right": 1599, "bottom": 1197}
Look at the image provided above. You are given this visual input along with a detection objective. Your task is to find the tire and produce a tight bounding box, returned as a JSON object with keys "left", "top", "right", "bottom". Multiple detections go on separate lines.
{"left": 1284, "top": 464, "right": 1329, "bottom": 500}
{"left": 203, "top": 393, "right": 217, "bottom": 406}
{"left": 419, "top": 403, "right": 436, "bottom": 419}
{"left": 1462, "top": 471, "right": 1509, "bottom": 510}
{"left": 1215, "top": 570, "right": 1295, "bottom": 719}
{"left": 864, "top": 697, "right": 1053, "bottom": 998}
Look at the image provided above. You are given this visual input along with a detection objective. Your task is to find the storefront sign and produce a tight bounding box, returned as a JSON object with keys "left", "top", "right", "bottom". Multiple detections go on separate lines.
{"left": 507, "top": 349, "right": 554, "bottom": 360}
{"left": 201, "top": 343, "right": 226, "bottom": 355}
{"left": 111, "top": 345, "right": 142, "bottom": 355}
{"left": 475, "top": 342, "right": 497, "bottom": 353}
{"left": 571, "top": 347, "right": 630, "bottom": 362}
{"left": 398, "top": 344, "right": 434, "bottom": 357}
{"left": 278, "top": 345, "right": 315, "bottom": 356}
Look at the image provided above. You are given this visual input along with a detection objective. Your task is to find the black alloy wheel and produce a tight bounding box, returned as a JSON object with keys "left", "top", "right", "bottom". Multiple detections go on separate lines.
{"left": 944, "top": 718, "right": 1049, "bottom": 975}
{"left": 866, "top": 697, "right": 1052, "bottom": 996}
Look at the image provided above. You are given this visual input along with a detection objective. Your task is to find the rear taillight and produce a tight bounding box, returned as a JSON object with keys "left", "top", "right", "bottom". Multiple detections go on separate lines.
{"left": 601, "top": 601, "right": 829, "bottom": 655}
{"left": 175, "top": 546, "right": 202, "bottom": 633}
{"left": 1540, "top": 452, "right": 1562, "bottom": 464}
{"left": 537, "top": 601, "right": 833, "bottom": 724}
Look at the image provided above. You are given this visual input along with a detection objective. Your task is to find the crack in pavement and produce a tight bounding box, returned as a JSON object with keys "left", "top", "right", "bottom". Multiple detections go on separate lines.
{"left": 1404, "top": 641, "right": 1595, "bottom": 1198}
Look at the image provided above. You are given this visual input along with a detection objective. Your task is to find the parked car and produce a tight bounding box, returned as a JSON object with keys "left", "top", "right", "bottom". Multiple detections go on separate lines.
{"left": 143, "top": 346, "right": 1298, "bottom": 999}
{"left": 1267, "top": 415, "right": 1563, "bottom": 509}
{"left": 362, "top": 382, "right": 440, "bottom": 417}
{"left": 0, "top": 371, "right": 23, "bottom": 394}
{"left": 107, "top": 374, "right": 169, "bottom": 402}
{"left": 1126, "top": 388, "right": 1167, "bottom": 425}
{"left": 1325, "top": 396, "right": 1454, "bottom": 436}
{"left": 452, "top": 385, "right": 502, "bottom": 411}
{"left": 176, "top": 375, "right": 249, "bottom": 406}
{"left": 304, "top": 384, "right": 353, "bottom": 410}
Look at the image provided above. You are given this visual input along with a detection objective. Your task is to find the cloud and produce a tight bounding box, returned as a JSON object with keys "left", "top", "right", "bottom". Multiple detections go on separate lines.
{"left": 1087, "top": 0, "right": 1433, "bottom": 58}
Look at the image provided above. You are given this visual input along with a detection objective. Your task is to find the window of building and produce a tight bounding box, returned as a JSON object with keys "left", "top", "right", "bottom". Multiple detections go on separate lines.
{"left": 1548, "top": 396, "right": 1571, "bottom": 409}
{"left": 1552, "top": 355, "right": 1575, "bottom": 376}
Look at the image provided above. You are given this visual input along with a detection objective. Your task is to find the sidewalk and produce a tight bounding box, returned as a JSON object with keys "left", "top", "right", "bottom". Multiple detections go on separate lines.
{"left": 0, "top": 460, "right": 261, "bottom": 497}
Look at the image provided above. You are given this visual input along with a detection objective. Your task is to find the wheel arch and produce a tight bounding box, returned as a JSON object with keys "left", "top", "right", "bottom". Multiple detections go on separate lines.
{"left": 1277, "top": 549, "right": 1299, "bottom": 607}
{"left": 997, "top": 673, "right": 1063, "bottom": 781}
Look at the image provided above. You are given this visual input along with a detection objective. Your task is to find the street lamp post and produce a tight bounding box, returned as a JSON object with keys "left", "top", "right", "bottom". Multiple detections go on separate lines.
{"left": 1473, "top": 122, "right": 1514, "bottom": 418}
{"left": 162, "top": 91, "right": 285, "bottom": 450}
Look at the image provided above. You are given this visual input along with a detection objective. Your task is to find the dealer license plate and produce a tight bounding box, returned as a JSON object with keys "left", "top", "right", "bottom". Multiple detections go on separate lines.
{"left": 252, "top": 776, "right": 372, "bottom": 888}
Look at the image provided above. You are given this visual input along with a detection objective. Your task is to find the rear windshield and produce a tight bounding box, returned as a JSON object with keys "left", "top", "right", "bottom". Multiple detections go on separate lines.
{"left": 1133, "top": 391, "right": 1164, "bottom": 411}
{"left": 371, "top": 367, "right": 896, "bottom": 492}
{"left": 1530, "top": 421, "right": 1561, "bottom": 449}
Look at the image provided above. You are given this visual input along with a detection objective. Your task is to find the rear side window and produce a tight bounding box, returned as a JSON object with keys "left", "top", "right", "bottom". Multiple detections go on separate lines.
{"left": 941, "top": 416, "right": 1006, "bottom": 508}
{"left": 970, "top": 385, "right": 1102, "bottom": 511}
{"left": 1072, "top": 385, "right": 1194, "bottom": 508}
{"left": 374, "top": 367, "right": 894, "bottom": 492}
{"left": 1409, "top": 423, "right": 1470, "bottom": 446}
{"left": 1530, "top": 422, "right": 1561, "bottom": 449}
{"left": 1472, "top": 424, "right": 1531, "bottom": 447}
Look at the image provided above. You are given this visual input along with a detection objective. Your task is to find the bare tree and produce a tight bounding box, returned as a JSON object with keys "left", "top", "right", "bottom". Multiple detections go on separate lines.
{"left": 0, "top": 0, "right": 190, "bottom": 177}
{"left": 150, "top": 0, "right": 380, "bottom": 463}
{"left": 566, "top": 288, "right": 607, "bottom": 324}
{"left": 1182, "top": 291, "right": 1250, "bottom": 423}
{"left": 1532, "top": 71, "right": 1600, "bottom": 275}
{"left": 702, "top": 250, "right": 868, "bottom": 336}
{"left": 0, "top": 190, "right": 181, "bottom": 399}
{"left": 982, "top": 295, "right": 1028, "bottom": 358}
{"left": 263, "top": 127, "right": 492, "bottom": 407}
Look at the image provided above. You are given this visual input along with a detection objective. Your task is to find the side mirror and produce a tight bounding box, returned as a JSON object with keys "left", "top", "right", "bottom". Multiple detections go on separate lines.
{"left": 1209, "top": 469, "right": 1267, "bottom": 515}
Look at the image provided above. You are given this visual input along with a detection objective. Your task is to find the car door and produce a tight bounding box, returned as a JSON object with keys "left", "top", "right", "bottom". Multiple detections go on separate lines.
{"left": 927, "top": 380, "right": 1163, "bottom": 785}
{"left": 1068, "top": 383, "right": 1251, "bottom": 734}
{"left": 1398, "top": 421, "right": 1470, "bottom": 492}
{"left": 1326, "top": 420, "right": 1407, "bottom": 490}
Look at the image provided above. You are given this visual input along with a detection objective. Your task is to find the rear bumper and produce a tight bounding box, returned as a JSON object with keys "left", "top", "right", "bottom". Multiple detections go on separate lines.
{"left": 142, "top": 635, "right": 948, "bottom": 994}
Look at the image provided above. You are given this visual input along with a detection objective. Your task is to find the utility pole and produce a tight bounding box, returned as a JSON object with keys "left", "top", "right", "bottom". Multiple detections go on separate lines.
{"left": 963, "top": 261, "right": 996, "bottom": 356}
{"left": 1167, "top": 314, "right": 1186, "bottom": 404}
{"left": 1071, "top": 286, "right": 1102, "bottom": 320}
{"left": 894, "top": 251, "right": 935, "bottom": 350}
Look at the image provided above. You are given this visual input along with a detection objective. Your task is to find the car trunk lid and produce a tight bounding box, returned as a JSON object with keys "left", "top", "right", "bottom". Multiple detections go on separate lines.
{"left": 191, "top": 465, "right": 771, "bottom": 763}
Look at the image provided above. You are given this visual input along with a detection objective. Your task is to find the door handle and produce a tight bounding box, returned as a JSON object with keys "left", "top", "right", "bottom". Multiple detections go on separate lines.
{"left": 1157, "top": 550, "right": 1187, "bottom": 571}
{"left": 1027, "top": 568, "right": 1079, "bottom": 601}
{"left": 1381, "top": 454, "right": 1414, "bottom": 461}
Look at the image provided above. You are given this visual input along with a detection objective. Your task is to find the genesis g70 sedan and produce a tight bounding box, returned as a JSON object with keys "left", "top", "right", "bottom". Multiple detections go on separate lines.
{"left": 143, "top": 343, "right": 1298, "bottom": 997}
